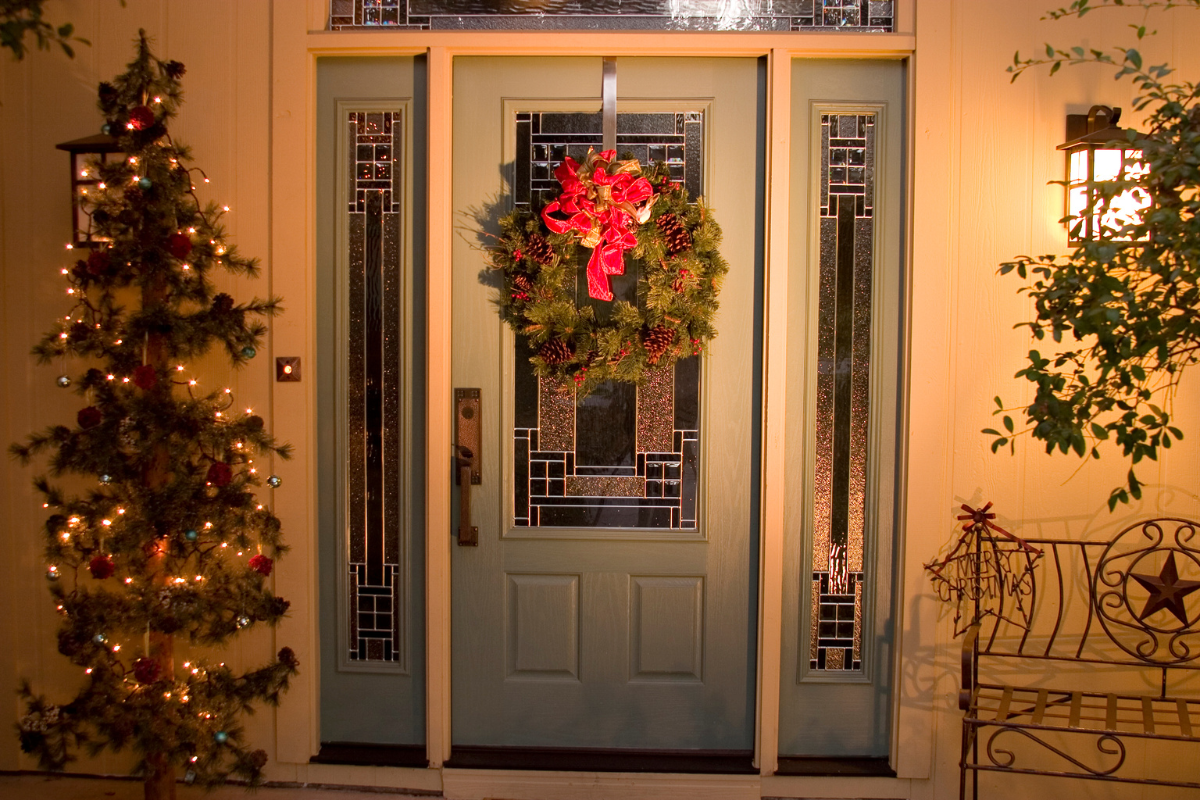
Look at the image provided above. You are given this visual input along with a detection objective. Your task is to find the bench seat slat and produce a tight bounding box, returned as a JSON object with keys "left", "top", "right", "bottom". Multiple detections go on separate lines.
{"left": 1069, "top": 692, "right": 1082, "bottom": 729}
{"left": 1180, "top": 699, "right": 1194, "bottom": 738}
{"left": 995, "top": 686, "right": 1013, "bottom": 722}
{"left": 1032, "top": 689, "right": 1048, "bottom": 725}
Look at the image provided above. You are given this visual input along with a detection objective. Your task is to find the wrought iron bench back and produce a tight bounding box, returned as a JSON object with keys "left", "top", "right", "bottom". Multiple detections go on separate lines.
{"left": 972, "top": 518, "right": 1200, "bottom": 675}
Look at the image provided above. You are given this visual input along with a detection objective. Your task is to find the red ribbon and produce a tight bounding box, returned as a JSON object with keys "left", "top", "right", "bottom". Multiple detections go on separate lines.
{"left": 541, "top": 150, "right": 656, "bottom": 302}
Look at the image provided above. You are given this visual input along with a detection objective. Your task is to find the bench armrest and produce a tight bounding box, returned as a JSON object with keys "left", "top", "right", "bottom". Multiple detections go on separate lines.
{"left": 960, "top": 623, "right": 980, "bottom": 711}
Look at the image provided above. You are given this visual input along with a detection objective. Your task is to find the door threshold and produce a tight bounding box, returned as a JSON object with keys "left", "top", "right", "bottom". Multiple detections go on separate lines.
{"left": 444, "top": 745, "right": 757, "bottom": 774}
{"left": 312, "top": 742, "right": 429, "bottom": 768}
{"left": 774, "top": 756, "right": 894, "bottom": 777}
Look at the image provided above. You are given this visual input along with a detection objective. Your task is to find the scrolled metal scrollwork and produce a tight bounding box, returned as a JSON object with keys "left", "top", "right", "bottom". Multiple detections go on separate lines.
{"left": 1094, "top": 519, "right": 1200, "bottom": 665}
{"left": 985, "top": 727, "right": 1126, "bottom": 778}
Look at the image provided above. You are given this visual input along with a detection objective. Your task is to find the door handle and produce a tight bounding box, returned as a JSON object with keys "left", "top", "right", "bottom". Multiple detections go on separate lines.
{"left": 456, "top": 454, "right": 478, "bottom": 546}
{"left": 455, "top": 389, "right": 481, "bottom": 547}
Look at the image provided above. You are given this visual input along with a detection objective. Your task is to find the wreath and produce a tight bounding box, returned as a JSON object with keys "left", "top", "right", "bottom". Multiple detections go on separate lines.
{"left": 493, "top": 148, "right": 728, "bottom": 398}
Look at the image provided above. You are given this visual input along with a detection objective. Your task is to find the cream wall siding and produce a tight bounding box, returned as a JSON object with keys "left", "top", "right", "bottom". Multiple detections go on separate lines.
{"left": 908, "top": 2, "right": 1200, "bottom": 798}
{"left": 0, "top": 0, "right": 279, "bottom": 777}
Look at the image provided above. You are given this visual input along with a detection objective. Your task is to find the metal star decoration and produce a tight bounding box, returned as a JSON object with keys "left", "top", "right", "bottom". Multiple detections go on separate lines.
{"left": 1130, "top": 551, "right": 1200, "bottom": 625}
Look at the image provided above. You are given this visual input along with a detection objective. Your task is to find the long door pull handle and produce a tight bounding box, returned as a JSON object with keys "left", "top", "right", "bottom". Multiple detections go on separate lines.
{"left": 458, "top": 462, "right": 478, "bottom": 546}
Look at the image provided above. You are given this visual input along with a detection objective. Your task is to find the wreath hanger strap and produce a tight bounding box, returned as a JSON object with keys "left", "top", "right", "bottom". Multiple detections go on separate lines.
{"left": 602, "top": 56, "right": 617, "bottom": 154}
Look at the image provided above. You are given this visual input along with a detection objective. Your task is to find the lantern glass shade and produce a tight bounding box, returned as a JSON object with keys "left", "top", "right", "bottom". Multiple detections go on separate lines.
{"left": 55, "top": 133, "right": 120, "bottom": 248}
{"left": 1059, "top": 106, "right": 1150, "bottom": 245}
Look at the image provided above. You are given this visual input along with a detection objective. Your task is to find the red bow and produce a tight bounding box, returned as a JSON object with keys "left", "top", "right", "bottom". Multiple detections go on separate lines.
{"left": 542, "top": 149, "right": 656, "bottom": 301}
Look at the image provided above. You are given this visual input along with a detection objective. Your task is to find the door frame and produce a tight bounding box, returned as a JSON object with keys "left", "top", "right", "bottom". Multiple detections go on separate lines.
{"left": 285, "top": 10, "right": 920, "bottom": 787}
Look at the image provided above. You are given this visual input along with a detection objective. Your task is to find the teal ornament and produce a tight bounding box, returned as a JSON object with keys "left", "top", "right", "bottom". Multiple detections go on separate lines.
{"left": 236, "top": 614, "right": 251, "bottom": 629}
{"left": 267, "top": 475, "right": 281, "bottom": 488}
{"left": 101, "top": 123, "right": 112, "bottom": 135}
{"left": 185, "top": 529, "right": 199, "bottom": 542}
{"left": 241, "top": 346, "right": 256, "bottom": 359}
{"left": 46, "top": 565, "right": 60, "bottom": 581}
{"left": 213, "top": 731, "right": 228, "bottom": 744}
{"left": 56, "top": 375, "right": 71, "bottom": 388}
{"left": 138, "top": 177, "right": 152, "bottom": 189}
{"left": 184, "top": 770, "right": 196, "bottom": 785}
{"left": 99, "top": 474, "right": 113, "bottom": 485}
{"left": 93, "top": 633, "right": 107, "bottom": 645}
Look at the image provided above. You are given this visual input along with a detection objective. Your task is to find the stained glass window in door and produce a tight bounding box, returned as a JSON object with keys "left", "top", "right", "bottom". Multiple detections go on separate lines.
{"left": 513, "top": 111, "right": 703, "bottom": 530}
{"left": 811, "top": 112, "right": 874, "bottom": 672}
{"left": 346, "top": 110, "right": 403, "bottom": 661}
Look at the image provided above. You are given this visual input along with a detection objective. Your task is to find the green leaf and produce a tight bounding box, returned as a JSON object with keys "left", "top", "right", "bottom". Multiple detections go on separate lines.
{"left": 1091, "top": 423, "right": 1109, "bottom": 440}
{"left": 1003, "top": 416, "right": 1014, "bottom": 433}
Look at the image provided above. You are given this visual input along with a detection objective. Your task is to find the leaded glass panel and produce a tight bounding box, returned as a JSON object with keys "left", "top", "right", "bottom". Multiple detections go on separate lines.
{"left": 810, "top": 112, "right": 874, "bottom": 672}
{"left": 346, "top": 110, "right": 403, "bottom": 662}
{"left": 330, "top": 0, "right": 894, "bottom": 32}
{"left": 513, "top": 111, "right": 703, "bottom": 530}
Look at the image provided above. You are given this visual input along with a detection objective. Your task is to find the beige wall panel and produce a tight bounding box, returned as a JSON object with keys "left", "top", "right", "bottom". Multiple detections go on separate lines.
{"left": 0, "top": 0, "right": 281, "bottom": 777}
{"left": 912, "top": 2, "right": 1200, "bottom": 798}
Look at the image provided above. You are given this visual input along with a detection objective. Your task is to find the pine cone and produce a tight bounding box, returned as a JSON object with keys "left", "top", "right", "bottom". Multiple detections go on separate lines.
{"left": 539, "top": 338, "right": 574, "bottom": 366}
{"left": 512, "top": 273, "right": 533, "bottom": 293}
{"left": 656, "top": 213, "right": 692, "bottom": 256}
{"left": 526, "top": 232, "right": 555, "bottom": 266}
{"left": 642, "top": 325, "right": 676, "bottom": 365}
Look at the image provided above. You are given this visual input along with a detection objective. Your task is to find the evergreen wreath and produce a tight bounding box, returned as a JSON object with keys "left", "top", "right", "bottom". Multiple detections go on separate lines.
{"left": 493, "top": 149, "right": 728, "bottom": 398}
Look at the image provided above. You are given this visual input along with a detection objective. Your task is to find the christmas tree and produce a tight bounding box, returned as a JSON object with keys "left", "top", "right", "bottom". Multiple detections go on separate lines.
{"left": 10, "top": 31, "right": 297, "bottom": 799}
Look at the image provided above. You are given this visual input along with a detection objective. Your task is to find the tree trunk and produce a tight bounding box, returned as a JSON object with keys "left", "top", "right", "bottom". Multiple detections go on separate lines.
{"left": 143, "top": 277, "right": 176, "bottom": 800}
{"left": 145, "top": 749, "right": 176, "bottom": 800}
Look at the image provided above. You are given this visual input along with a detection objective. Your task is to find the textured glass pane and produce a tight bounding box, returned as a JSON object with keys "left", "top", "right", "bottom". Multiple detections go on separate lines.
{"left": 512, "top": 111, "right": 704, "bottom": 530}
{"left": 810, "top": 112, "right": 873, "bottom": 673}
{"left": 347, "top": 108, "right": 404, "bottom": 662}
{"left": 330, "top": 0, "right": 893, "bottom": 30}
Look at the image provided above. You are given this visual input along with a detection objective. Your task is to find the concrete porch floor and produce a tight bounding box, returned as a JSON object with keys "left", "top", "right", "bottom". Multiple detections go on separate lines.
{"left": 0, "top": 773, "right": 437, "bottom": 799}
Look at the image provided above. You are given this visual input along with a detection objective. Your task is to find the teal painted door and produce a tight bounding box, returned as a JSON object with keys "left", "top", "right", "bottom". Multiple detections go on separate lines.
{"left": 450, "top": 57, "right": 764, "bottom": 751}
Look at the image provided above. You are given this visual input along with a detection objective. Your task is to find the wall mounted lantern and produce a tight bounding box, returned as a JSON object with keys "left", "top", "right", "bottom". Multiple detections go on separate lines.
{"left": 55, "top": 133, "right": 120, "bottom": 248}
{"left": 1057, "top": 105, "right": 1150, "bottom": 245}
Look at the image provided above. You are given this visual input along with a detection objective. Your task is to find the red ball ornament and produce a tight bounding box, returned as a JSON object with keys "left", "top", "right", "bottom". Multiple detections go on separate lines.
{"left": 86, "top": 250, "right": 112, "bottom": 278}
{"left": 248, "top": 554, "right": 273, "bottom": 576}
{"left": 88, "top": 554, "right": 115, "bottom": 580}
{"left": 77, "top": 406, "right": 102, "bottom": 429}
{"left": 132, "top": 656, "right": 161, "bottom": 684}
{"left": 128, "top": 105, "right": 155, "bottom": 131}
{"left": 133, "top": 364, "right": 156, "bottom": 390}
{"left": 206, "top": 462, "right": 233, "bottom": 488}
{"left": 167, "top": 232, "right": 193, "bottom": 260}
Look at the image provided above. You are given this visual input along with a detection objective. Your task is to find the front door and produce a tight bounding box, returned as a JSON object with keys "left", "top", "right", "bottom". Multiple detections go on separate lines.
{"left": 450, "top": 56, "right": 763, "bottom": 754}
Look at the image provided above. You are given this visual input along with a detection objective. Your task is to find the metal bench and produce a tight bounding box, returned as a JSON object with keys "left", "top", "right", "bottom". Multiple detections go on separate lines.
{"left": 928, "top": 508, "right": 1200, "bottom": 798}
